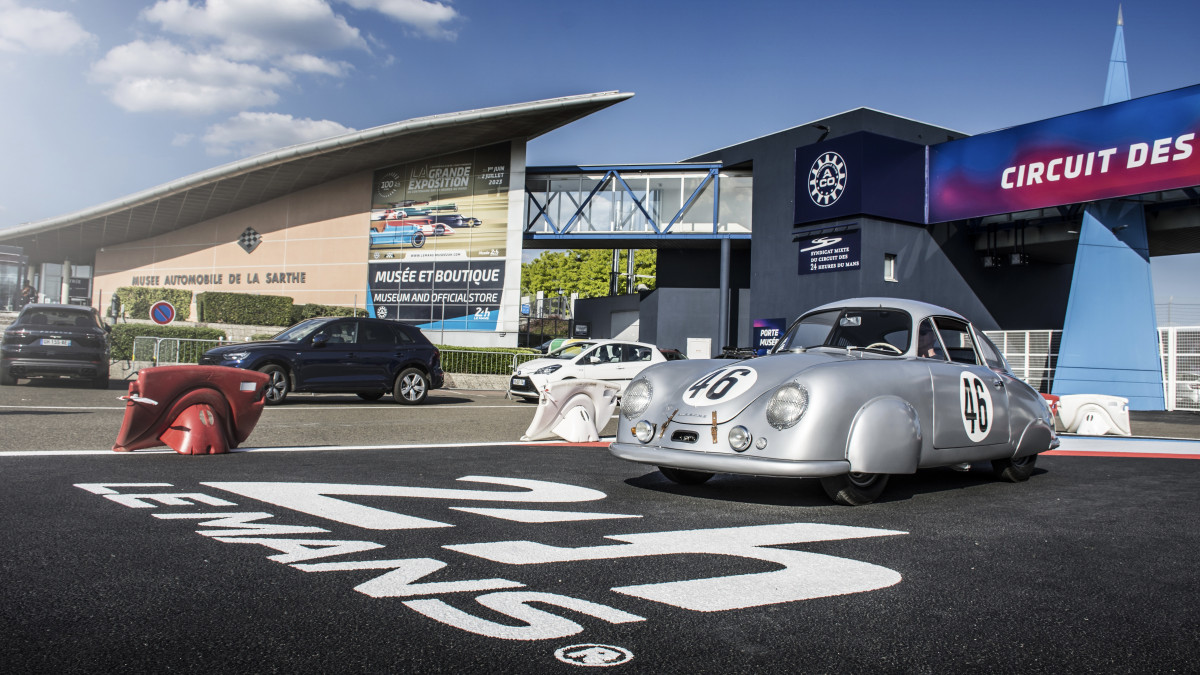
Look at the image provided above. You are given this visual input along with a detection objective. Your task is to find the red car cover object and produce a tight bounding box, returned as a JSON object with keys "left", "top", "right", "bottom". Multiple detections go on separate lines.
{"left": 113, "top": 365, "right": 270, "bottom": 455}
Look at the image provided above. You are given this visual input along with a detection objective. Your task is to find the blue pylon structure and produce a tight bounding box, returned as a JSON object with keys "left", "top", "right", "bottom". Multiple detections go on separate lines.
{"left": 1052, "top": 6, "right": 1166, "bottom": 410}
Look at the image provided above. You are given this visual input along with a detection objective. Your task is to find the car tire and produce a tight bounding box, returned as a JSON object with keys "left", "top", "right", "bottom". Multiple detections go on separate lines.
{"left": 258, "top": 364, "right": 290, "bottom": 405}
{"left": 357, "top": 392, "right": 384, "bottom": 401}
{"left": 658, "top": 466, "right": 714, "bottom": 485}
{"left": 393, "top": 367, "right": 429, "bottom": 405}
{"left": 820, "top": 472, "right": 889, "bottom": 506}
{"left": 992, "top": 454, "right": 1037, "bottom": 482}
{"left": 411, "top": 232, "right": 425, "bottom": 248}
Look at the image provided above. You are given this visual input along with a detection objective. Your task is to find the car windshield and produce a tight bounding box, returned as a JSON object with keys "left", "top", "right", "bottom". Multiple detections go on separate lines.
{"left": 19, "top": 308, "right": 99, "bottom": 329}
{"left": 545, "top": 341, "right": 596, "bottom": 360}
{"left": 773, "top": 307, "right": 912, "bottom": 355}
{"left": 271, "top": 318, "right": 329, "bottom": 342}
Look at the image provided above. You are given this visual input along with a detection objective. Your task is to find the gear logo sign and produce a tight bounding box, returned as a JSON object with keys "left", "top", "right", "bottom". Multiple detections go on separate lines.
{"left": 808, "top": 151, "right": 847, "bottom": 206}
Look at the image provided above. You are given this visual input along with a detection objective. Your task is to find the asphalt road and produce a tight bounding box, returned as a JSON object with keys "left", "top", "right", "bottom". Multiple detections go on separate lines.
{"left": 2, "top": 379, "right": 1199, "bottom": 673}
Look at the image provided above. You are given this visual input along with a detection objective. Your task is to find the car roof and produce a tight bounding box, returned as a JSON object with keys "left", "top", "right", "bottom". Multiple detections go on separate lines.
{"left": 804, "top": 297, "right": 968, "bottom": 323}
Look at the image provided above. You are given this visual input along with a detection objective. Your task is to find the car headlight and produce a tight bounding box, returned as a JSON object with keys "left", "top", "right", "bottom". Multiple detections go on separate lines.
{"left": 728, "top": 425, "right": 752, "bottom": 452}
{"left": 633, "top": 420, "right": 656, "bottom": 443}
{"left": 621, "top": 378, "right": 653, "bottom": 419}
{"left": 534, "top": 364, "right": 562, "bottom": 375}
{"left": 222, "top": 351, "right": 250, "bottom": 361}
{"left": 766, "top": 383, "right": 808, "bottom": 430}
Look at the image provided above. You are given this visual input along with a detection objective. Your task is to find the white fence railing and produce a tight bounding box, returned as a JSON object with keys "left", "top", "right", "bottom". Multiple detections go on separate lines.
{"left": 985, "top": 327, "right": 1200, "bottom": 412}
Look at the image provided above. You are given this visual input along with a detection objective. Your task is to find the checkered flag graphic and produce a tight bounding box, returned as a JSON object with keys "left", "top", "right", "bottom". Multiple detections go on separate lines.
{"left": 238, "top": 227, "right": 261, "bottom": 253}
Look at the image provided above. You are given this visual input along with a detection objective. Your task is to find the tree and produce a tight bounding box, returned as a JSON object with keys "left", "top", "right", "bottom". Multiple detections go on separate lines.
{"left": 521, "top": 249, "right": 656, "bottom": 298}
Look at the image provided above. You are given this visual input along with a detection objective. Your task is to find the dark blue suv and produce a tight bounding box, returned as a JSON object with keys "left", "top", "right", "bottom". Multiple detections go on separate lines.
{"left": 200, "top": 317, "right": 443, "bottom": 405}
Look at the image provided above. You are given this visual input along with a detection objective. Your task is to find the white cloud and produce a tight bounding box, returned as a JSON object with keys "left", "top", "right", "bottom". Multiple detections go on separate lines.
{"left": 90, "top": 40, "right": 291, "bottom": 114}
{"left": 202, "top": 111, "right": 356, "bottom": 156}
{"left": 0, "top": 1, "right": 95, "bottom": 54}
{"left": 143, "top": 0, "right": 367, "bottom": 61}
{"left": 339, "top": 0, "right": 459, "bottom": 39}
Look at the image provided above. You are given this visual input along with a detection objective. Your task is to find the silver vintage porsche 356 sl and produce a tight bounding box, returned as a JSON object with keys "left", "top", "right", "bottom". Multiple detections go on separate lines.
{"left": 609, "top": 297, "right": 1059, "bottom": 505}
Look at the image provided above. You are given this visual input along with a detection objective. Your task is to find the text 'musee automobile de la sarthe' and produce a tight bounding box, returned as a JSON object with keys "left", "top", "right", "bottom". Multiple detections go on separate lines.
{"left": 610, "top": 298, "right": 1059, "bottom": 505}
{"left": 199, "top": 316, "right": 443, "bottom": 405}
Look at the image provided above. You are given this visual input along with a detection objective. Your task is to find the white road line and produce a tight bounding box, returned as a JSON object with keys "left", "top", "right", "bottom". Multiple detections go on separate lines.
{"left": 0, "top": 438, "right": 616, "bottom": 457}
{"left": 1055, "top": 436, "right": 1200, "bottom": 455}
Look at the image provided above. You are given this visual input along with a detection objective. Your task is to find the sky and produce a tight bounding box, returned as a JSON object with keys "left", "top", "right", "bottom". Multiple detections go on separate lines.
{"left": 1, "top": 0, "right": 1198, "bottom": 310}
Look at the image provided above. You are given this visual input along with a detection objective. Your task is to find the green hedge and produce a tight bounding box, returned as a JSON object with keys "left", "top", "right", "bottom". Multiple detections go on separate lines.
{"left": 110, "top": 323, "right": 227, "bottom": 362}
{"left": 196, "top": 291, "right": 293, "bottom": 326}
{"left": 290, "top": 303, "right": 367, "bottom": 323}
{"left": 114, "top": 287, "right": 193, "bottom": 321}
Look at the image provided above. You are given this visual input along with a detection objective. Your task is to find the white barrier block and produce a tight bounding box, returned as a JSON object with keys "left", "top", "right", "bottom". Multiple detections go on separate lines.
{"left": 521, "top": 379, "right": 620, "bottom": 442}
{"left": 1057, "top": 394, "right": 1132, "bottom": 436}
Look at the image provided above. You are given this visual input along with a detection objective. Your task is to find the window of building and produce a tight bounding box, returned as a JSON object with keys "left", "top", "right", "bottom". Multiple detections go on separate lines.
{"left": 884, "top": 253, "right": 898, "bottom": 282}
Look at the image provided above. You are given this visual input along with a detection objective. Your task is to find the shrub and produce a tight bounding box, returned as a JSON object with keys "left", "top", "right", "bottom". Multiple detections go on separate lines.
{"left": 290, "top": 303, "right": 367, "bottom": 323}
{"left": 196, "top": 291, "right": 293, "bottom": 326}
{"left": 114, "top": 287, "right": 194, "bottom": 321}
{"left": 110, "top": 323, "right": 227, "bottom": 362}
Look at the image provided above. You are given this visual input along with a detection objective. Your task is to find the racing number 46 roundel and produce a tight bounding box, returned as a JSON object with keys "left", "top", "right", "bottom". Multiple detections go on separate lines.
{"left": 683, "top": 367, "right": 758, "bottom": 407}
{"left": 960, "top": 372, "right": 993, "bottom": 443}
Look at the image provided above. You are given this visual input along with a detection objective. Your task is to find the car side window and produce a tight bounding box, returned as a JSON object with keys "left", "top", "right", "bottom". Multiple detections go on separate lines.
{"left": 390, "top": 324, "right": 416, "bottom": 344}
{"left": 934, "top": 318, "right": 980, "bottom": 365}
{"left": 976, "top": 332, "right": 1010, "bottom": 374}
{"left": 624, "top": 346, "right": 652, "bottom": 362}
{"left": 359, "top": 323, "right": 395, "bottom": 346}
{"left": 322, "top": 321, "right": 358, "bottom": 345}
{"left": 916, "top": 319, "right": 947, "bottom": 361}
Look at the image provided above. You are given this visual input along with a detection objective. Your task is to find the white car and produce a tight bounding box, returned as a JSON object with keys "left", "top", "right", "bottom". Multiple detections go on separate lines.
{"left": 509, "top": 339, "right": 670, "bottom": 401}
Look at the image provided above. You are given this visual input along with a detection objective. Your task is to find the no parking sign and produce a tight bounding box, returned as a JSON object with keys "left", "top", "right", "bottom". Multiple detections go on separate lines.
{"left": 149, "top": 301, "right": 176, "bottom": 325}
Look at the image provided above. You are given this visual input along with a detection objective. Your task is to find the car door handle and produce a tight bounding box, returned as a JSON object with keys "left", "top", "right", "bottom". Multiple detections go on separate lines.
{"left": 992, "top": 379, "right": 1004, "bottom": 389}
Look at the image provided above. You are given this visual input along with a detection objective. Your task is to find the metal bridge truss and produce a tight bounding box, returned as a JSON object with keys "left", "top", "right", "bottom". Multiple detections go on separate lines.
{"left": 524, "top": 165, "right": 752, "bottom": 241}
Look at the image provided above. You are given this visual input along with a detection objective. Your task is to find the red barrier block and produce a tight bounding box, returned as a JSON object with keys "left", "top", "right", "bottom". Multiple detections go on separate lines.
{"left": 113, "top": 365, "right": 270, "bottom": 455}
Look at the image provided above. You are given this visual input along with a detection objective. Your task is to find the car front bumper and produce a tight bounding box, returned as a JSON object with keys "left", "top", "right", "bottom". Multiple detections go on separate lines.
{"left": 608, "top": 441, "right": 850, "bottom": 478}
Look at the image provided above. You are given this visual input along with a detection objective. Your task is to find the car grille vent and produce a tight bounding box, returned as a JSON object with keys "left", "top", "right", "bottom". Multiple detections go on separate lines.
{"left": 671, "top": 430, "right": 699, "bottom": 444}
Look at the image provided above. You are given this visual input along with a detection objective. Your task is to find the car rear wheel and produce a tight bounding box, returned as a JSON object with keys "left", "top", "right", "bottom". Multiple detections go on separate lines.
{"left": 820, "top": 472, "right": 889, "bottom": 506}
{"left": 658, "top": 466, "right": 714, "bottom": 485}
{"left": 258, "top": 364, "right": 290, "bottom": 405}
{"left": 992, "top": 454, "right": 1037, "bottom": 482}
{"left": 357, "top": 392, "right": 384, "bottom": 401}
{"left": 394, "top": 368, "right": 429, "bottom": 405}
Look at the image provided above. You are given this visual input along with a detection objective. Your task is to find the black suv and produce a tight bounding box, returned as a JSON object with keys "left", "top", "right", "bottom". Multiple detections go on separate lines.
{"left": 1, "top": 303, "right": 111, "bottom": 388}
{"left": 199, "top": 316, "right": 443, "bottom": 405}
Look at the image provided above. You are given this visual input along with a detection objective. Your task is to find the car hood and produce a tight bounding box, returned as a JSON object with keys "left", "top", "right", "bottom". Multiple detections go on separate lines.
{"left": 641, "top": 350, "right": 860, "bottom": 424}
{"left": 514, "top": 357, "right": 573, "bottom": 376}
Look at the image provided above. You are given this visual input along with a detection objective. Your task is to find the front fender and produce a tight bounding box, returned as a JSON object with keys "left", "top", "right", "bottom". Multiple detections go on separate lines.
{"left": 845, "top": 396, "right": 922, "bottom": 474}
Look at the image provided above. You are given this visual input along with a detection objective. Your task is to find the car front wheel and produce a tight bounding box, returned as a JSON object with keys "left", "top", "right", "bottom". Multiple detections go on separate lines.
{"left": 394, "top": 368, "right": 429, "bottom": 405}
{"left": 258, "top": 364, "right": 290, "bottom": 405}
{"left": 992, "top": 454, "right": 1037, "bottom": 482}
{"left": 658, "top": 466, "right": 713, "bottom": 485}
{"left": 820, "top": 472, "right": 889, "bottom": 506}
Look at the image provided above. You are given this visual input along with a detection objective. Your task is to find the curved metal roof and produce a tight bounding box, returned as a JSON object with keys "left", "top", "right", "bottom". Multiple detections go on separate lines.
{"left": 0, "top": 91, "right": 633, "bottom": 263}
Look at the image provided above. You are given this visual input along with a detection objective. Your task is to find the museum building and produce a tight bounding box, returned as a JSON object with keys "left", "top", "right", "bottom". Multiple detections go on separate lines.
{"left": 2, "top": 16, "right": 1199, "bottom": 409}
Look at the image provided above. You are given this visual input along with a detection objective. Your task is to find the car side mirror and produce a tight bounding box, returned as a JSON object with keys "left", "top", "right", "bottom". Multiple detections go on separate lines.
{"left": 312, "top": 333, "right": 329, "bottom": 348}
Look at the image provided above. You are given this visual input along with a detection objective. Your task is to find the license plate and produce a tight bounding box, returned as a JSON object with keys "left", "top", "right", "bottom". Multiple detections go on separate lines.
{"left": 40, "top": 338, "right": 70, "bottom": 347}
{"left": 512, "top": 377, "right": 525, "bottom": 386}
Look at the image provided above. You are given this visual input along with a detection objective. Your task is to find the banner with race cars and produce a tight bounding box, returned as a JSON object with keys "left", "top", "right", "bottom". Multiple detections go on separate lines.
{"left": 367, "top": 143, "right": 511, "bottom": 331}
